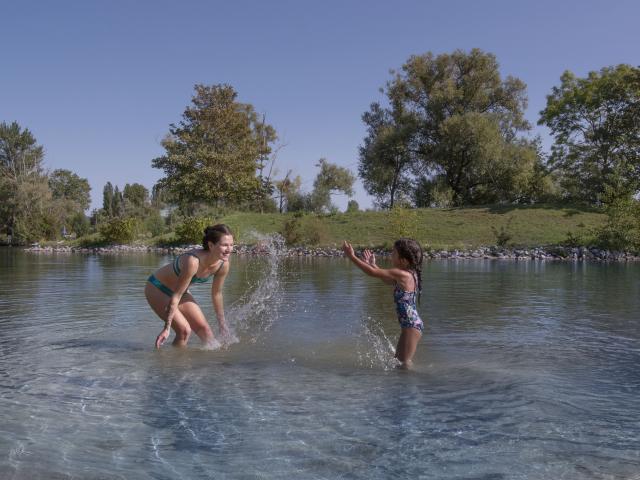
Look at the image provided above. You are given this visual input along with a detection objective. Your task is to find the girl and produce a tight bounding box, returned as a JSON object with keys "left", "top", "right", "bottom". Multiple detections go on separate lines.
{"left": 342, "top": 238, "right": 424, "bottom": 368}
{"left": 145, "top": 224, "right": 234, "bottom": 349}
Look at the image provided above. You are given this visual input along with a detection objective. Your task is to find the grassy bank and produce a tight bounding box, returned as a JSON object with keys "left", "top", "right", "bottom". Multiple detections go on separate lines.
{"left": 51, "top": 204, "right": 605, "bottom": 251}
{"left": 208, "top": 204, "right": 605, "bottom": 249}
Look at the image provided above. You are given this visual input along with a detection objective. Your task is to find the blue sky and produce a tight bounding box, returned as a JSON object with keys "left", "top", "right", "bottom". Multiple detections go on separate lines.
{"left": 3, "top": 0, "right": 639, "bottom": 211}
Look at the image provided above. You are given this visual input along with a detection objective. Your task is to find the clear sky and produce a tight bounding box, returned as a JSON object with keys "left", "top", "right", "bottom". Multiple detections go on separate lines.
{"left": 3, "top": 0, "right": 639, "bottom": 211}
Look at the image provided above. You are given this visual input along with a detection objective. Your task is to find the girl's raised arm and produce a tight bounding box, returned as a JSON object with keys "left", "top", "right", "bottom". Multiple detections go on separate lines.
{"left": 342, "top": 241, "right": 402, "bottom": 285}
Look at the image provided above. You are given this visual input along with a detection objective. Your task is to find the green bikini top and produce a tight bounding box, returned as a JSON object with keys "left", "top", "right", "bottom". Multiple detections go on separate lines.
{"left": 173, "top": 252, "right": 225, "bottom": 284}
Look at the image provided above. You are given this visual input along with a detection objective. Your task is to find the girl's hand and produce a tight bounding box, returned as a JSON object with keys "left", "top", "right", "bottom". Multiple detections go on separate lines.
{"left": 363, "top": 249, "right": 377, "bottom": 267}
{"left": 342, "top": 241, "right": 355, "bottom": 258}
{"left": 155, "top": 328, "right": 170, "bottom": 349}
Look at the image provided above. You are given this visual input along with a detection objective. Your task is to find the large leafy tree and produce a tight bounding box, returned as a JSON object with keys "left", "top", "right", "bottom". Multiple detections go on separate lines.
{"left": 0, "top": 121, "right": 53, "bottom": 242}
{"left": 48, "top": 169, "right": 91, "bottom": 237}
{"left": 367, "top": 49, "right": 539, "bottom": 206}
{"left": 539, "top": 65, "right": 640, "bottom": 204}
{"left": 359, "top": 102, "right": 415, "bottom": 208}
{"left": 123, "top": 183, "right": 149, "bottom": 210}
{"left": 152, "top": 84, "right": 277, "bottom": 210}
{"left": 309, "top": 158, "right": 355, "bottom": 213}
{"left": 49, "top": 169, "right": 91, "bottom": 211}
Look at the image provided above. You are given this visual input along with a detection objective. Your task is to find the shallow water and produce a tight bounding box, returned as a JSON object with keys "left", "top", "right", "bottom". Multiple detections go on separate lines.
{"left": 0, "top": 247, "right": 639, "bottom": 479}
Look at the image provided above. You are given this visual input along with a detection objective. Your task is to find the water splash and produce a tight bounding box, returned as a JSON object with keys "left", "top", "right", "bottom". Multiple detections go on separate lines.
{"left": 356, "top": 316, "right": 399, "bottom": 370}
{"left": 225, "top": 232, "right": 287, "bottom": 345}
{"left": 201, "top": 338, "right": 222, "bottom": 351}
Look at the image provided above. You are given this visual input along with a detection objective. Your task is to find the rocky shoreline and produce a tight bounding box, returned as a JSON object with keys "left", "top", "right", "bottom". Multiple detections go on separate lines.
{"left": 21, "top": 243, "right": 640, "bottom": 261}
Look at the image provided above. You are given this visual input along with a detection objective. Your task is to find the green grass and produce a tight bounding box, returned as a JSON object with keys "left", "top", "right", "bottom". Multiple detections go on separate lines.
{"left": 64, "top": 204, "right": 606, "bottom": 250}
{"left": 217, "top": 204, "right": 605, "bottom": 249}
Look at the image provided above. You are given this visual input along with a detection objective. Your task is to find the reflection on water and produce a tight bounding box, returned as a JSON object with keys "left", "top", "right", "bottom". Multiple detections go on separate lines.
{"left": 0, "top": 247, "right": 639, "bottom": 479}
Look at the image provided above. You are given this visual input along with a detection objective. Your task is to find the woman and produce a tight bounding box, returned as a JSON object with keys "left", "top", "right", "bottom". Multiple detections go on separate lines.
{"left": 145, "top": 224, "right": 234, "bottom": 349}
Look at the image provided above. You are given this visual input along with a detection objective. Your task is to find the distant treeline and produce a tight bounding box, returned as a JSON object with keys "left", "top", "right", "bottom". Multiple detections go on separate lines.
{"left": 1, "top": 49, "right": 638, "bottom": 248}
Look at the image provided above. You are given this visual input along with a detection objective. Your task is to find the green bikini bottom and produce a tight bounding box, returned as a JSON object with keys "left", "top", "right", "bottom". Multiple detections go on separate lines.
{"left": 147, "top": 274, "right": 174, "bottom": 297}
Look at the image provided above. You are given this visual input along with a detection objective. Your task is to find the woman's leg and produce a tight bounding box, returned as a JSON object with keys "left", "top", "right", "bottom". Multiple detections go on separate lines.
{"left": 395, "top": 327, "right": 422, "bottom": 367}
{"left": 144, "top": 283, "right": 192, "bottom": 347}
{"left": 177, "top": 293, "right": 216, "bottom": 346}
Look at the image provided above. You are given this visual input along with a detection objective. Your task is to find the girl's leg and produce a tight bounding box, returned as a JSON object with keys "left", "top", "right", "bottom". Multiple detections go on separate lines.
{"left": 395, "top": 328, "right": 422, "bottom": 367}
{"left": 144, "top": 283, "right": 192, "bottom": 347}
{"left": 177, "top": 293, "right": 216, "bottom": 346}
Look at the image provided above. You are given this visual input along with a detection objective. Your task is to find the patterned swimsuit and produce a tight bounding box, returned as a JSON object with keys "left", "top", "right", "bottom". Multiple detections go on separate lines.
{"left": 393, "top": 272, "right": 424, "bottom": 332}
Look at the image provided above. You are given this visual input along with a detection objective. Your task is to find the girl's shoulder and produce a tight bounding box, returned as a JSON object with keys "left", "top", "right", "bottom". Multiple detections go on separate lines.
{"left": 388, "top": 267, "right": 413, "bottom": 280}
{"left": 393, "top": 268, "right": 416, "bottom": 290}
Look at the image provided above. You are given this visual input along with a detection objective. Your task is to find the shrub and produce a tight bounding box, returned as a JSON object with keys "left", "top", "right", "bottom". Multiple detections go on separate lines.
{"left": 280, "top": 213, "right": 304, "bottom": 245}
{"left": 594, "top": 197, "right": 640, "bottom": 252}
{"left": 490, "top": 218, "right": 513, "bottom": 247}
{"left": 70, "top": 212, "right": 91, "bottom": 237}
{"left": 99, "top": 218, "right": 137, "bottom": 244}
{"left": 563, "top": 226, "right": 594, "bottom": 248}
{"left": 144, "top": 212, "right": 167, "bottom": 237}
{"left": 388, "top": 206, "right": 419, "bottom": 239}
{"left": 174, "top": 216, "right": 211, "bottom": 245}
{"left": 304, "top": 216, "right": 329, "bottom": 245}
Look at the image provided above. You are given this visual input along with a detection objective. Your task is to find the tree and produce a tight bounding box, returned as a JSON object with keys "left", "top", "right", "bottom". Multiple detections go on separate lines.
{"left": 0, "top": 121, "right": 52, "bottom": 242}
{"left": 112, "top": 186, "right": 124, "bottom": 217}
{"left": 281, "top": 175, "right": 308, "bottom": 212}
{"left": 49, "top": 169, "right": 91, "bottom": 211}
{"left": 346, "top": 200, "right": 359, "bottom": 213}
{"left": 151, "top": 183, "right": 169, "bottom": 209}
{"left": 69, "top": 212, "right": 91, "bottom": 237}
{"left": 152, "top": 84, "right": 277, "bottom": 210}
{"left": 310, "top": 159, "right": 355, "bottom": 213}
{"left": 359, "top": 102, "right": 415, "bottom": 208}
{"left": 103, "top": 182, "right": 114, "bottom": 217}
{"left": 253, "top": 114, "right": 281, "bottom": 212}
{"left": 375, "top": 49, "right": 537, "bottom": 206}
{"left": 274, "top": 170, "right": 296, "bottom": 213}
{"left": 539, "top": 65, "right": 640, "bottom": 204}
{"left": 123, "top": 183, "right": 149, "bottom": 210}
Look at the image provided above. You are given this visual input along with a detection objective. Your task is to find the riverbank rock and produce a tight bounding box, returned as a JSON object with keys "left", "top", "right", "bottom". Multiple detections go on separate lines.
{"left": 20, "top": 243, "right": 640, "bottom": 262}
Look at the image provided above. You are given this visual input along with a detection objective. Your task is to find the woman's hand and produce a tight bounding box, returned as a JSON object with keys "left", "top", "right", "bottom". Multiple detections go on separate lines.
{"left": 155, "top": 327, "right": 170, "bottom": 349}
{"left": 219, "top": 323, "right": 230, "bottom": 338}
{"left": 156, "top": 302, "right": 178, "bottom": 348}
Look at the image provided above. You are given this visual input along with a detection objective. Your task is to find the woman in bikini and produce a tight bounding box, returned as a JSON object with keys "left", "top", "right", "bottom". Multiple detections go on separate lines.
{"left": 145, "top": 224, "right": 234, "bottom": 349}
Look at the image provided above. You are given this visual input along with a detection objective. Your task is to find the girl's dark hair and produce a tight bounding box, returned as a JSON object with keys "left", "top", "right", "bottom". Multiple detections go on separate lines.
{"left": 393, "top": 238, "right": 424, "bottom": 301}
{"left": 202, "top": 224, "right": 233, "bottom": 250}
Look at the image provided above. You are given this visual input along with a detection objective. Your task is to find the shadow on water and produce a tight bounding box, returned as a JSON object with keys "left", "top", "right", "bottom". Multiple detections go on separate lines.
{"left": 48, "top": 338, "right": 144, "bottom": 352}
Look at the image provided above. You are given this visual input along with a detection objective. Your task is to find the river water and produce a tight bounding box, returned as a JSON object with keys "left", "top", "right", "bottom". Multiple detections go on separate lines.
{"left": 0, "top": 245, "right": 638, "bottom": 479}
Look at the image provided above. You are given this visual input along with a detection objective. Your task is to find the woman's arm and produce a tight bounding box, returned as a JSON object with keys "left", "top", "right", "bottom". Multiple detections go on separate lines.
{"left": 211, "top": 260, "right": 230, "bottom": 335}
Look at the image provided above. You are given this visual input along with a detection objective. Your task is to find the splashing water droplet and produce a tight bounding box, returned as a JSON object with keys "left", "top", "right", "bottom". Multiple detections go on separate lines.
{"left": 225, "top": 232, "right": 287, "bottom": 344}
{"left": 356, "top": 316, "right": 398, "bottom": 370}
